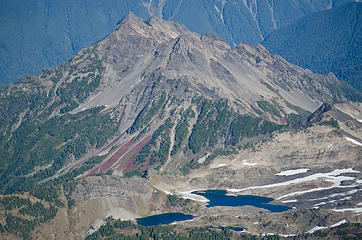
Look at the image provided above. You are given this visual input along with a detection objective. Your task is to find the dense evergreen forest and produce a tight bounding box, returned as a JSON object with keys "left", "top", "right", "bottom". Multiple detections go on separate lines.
{"left": 263, "top": 3, "right": 362, "bottom": 91}
{"left": 86, "top": 219, "right": 362, "bottom": 240}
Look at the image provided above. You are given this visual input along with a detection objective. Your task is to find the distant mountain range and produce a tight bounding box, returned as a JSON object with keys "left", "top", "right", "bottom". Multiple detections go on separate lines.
{"left": 0, "top": 0, "right": 356, "bottom": 85}
{"left": 263, "top": 2, "right": 362, "bottom": 91}
{"left": 0, "top": 13, "right": 361, "bottom": 239}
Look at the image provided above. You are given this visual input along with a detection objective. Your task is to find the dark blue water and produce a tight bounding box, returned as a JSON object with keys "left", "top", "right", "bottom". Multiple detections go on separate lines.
{"left": 192, "top": 190, "right": 289, "bottom": 212}
{"left": 136, "top": 212, "right": 194, "bottom": 226}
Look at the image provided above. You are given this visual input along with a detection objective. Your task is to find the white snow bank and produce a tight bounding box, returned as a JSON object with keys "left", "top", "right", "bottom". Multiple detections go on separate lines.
{"left": 329, "top": 189, "right": 358, "bottom": 198}
{"left": 276, "top": 168, "right": 309, "bottom": 176}
{"left": 332, "top": 207, "right": 362, "bottom": 213}
{"left": 281, "top": 199, "right": 298, "bottom": 203}
{"left": 179, "top": 190, "right": 209, "bottom": 203}
{"left": 307, "top": 226, "right": 327, "bottom": 234}
{"left": 242, "top": 160, "right": 257, "bottom": 166}
{"left": 304, "top": 219, "right": 347, "bottom": 236}
{"left": 330, "top": 219, "right": 347, "bottom": 228}
{"left": 308, "top": 189, "right": 359, "bottom": 201}
{"left": 345, "top": 137, "right": 362, "bottom": 146}
{"left": 227, "top": 168, "right": 359, "bottom": 198}
{"left": 314, "top": 202, "right": 326, "bottom": 207}
{"left": 217, "top": 164, "right": 227, "bottom": 167}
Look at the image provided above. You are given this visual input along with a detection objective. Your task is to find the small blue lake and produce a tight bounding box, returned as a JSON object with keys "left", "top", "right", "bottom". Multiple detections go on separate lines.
{"left": 192, "top": 190, "right": 289, "bottom": 212}
{"left": 136, "top": 212, "right": 194, "bottom": 226}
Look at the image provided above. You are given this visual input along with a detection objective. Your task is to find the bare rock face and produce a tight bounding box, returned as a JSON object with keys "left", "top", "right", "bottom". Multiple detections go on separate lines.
{"left": 294, "top": 102, "right": 332, "bottom": 128}
{"left": 75, "top": 12, "right": 358, "bottom": 115}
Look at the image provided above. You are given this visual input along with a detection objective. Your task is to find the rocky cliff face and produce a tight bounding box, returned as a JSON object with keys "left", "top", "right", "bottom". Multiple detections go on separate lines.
{"left": 0, "top": 14, "right": 361, "bottom": 239}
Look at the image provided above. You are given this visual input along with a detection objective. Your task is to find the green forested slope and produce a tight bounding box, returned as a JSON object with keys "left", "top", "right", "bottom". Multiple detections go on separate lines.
{"left": 263, "top": 3, "right": 362, "bottom": 91}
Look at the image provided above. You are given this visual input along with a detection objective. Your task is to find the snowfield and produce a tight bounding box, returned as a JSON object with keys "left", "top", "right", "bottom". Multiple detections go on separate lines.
{"left": 281, "top": 199, "right": 298, "bottom": 203}
{"left": 307, "top": 226, "right": 326, "bottom": 234}
{"left": 345, "top": 137, "right": 362, "bottom": 146}
{"left": 332, "top": 208, "right": 362, "bottom": 213}
{"left": 276, "top": 168, "right": 309, "bottom": 176}
{"left": 330, "top": 219, "right": 347, "bottom": 228}
{"left": 179, "top": 190, "right": 209, "bottom": 203}
{"left": 242, "top": 160, "right": 257, "bottom": 166}
{"left": 226, "top": 168, "right": 359, "bottom": 200}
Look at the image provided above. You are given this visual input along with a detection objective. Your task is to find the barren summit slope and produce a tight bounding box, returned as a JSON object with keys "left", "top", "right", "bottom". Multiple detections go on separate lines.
{"left": 75, "top": 12, "right": 354, "bottom": 115}
{"left": 0, "top": 13, "right": 361, "bottom": 239}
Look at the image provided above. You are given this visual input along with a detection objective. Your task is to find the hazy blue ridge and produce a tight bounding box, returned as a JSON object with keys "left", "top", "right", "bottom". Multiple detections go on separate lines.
{"left": 0, "top": 0, "right": 356, "bottom": 85}
{"left": 0, "top": 0, "right": 149, "bottom": 85}
{"left": 263, "top": 2, "right": 362, "bottom": 91}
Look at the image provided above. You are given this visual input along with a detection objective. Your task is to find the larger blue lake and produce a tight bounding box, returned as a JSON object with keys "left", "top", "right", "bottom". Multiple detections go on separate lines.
{"left": 136, "top": 212, "right": 194, "bottom": 226}
{"left": 136, "top": 190, "right": 288, "bottom": 226}
{"left": 192, "top": 190, "right": 289, "bottom": 212}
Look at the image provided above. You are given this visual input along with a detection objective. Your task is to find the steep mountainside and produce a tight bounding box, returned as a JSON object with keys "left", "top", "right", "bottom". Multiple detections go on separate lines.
{"left": 263, "top": 2, "right": 362, "bottom": 91}
{"left": 0, "top": 14, "right": 361, "bottom": 239}
{"left": 0, "top": 0, "right": 356, "bottom": 85}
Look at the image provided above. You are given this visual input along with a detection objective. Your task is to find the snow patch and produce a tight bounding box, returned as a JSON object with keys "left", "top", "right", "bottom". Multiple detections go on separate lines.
{"left": 198, "top": 153, "right": 210, "bottom": 163}
{"left": 345, "top": 137, "right": 362, "bottom": 146}
{"left": 307, "top": 226, "right": 327, "bottom": 234}
{"left": 327, "top": 0, "right": 333, "bottom": 9}
{"left": 214, "top": 5, "right": 224, "bottom": 23}
{"left": 314, "top": 202, "right": 326, "bottom": 207}
{"left": 88, "top": 219, "right": 105, "bottom": 235}
{"left": 329, "top": 189, "right": 358, "bottom": 198}
{"left": 242, "top": 160, "right": 257, "bottom": 166}
{"left": 281, "top": 199, "right": 298, "bottom": 203}
{"left": 337, "top": 196, "right": 352, "bottom": 201}
{"left": 308, "top": 189, "right": 359, "bottom": 201}
{"left": 217, "top": 164, "right": 227, "bottom": 167}
{"left": 227, "top": 168, "right": 359, "bottom": 199}
{"left": 179, "top": 190, "right": 209, "bottom": 203}
{"left": 332, "top": 208, "right": 362, "bottom": 213}
{"left": 330, "top": 219, "right": 347, "bottom": 228}
{"left": 280, "top": 234, "right": 297, "bottom": 237}
{"left": 276, "top": 168, "right": 309, "bottom": 176}
{"left": 261, "top": 233, "right": 276, "bottom": 237}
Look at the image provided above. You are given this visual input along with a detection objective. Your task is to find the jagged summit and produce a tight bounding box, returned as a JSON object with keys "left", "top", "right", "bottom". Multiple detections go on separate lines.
{"left": 122, "top": 11, "right": 142, "bottom": 23}
{"left": 69, "top": 12, "right": 361, "bottom": 119}
{"left": 114, "top": 11, "right": 188, "bottom": 40}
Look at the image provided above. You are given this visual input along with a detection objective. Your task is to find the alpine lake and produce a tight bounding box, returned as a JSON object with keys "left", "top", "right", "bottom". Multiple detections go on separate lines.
{"left": 136, "top": 190, "right": 289, "bottom": 227}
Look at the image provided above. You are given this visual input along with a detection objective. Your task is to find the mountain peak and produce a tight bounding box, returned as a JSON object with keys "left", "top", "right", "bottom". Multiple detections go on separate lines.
{"left": 82, "top": 13, "right": 359, "bottom": 117}
{"left": 122, "top": 12, "right": 143, "bottom": 24}
{"left": 114, "top": 12, "right": 144, "bottom": 31}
